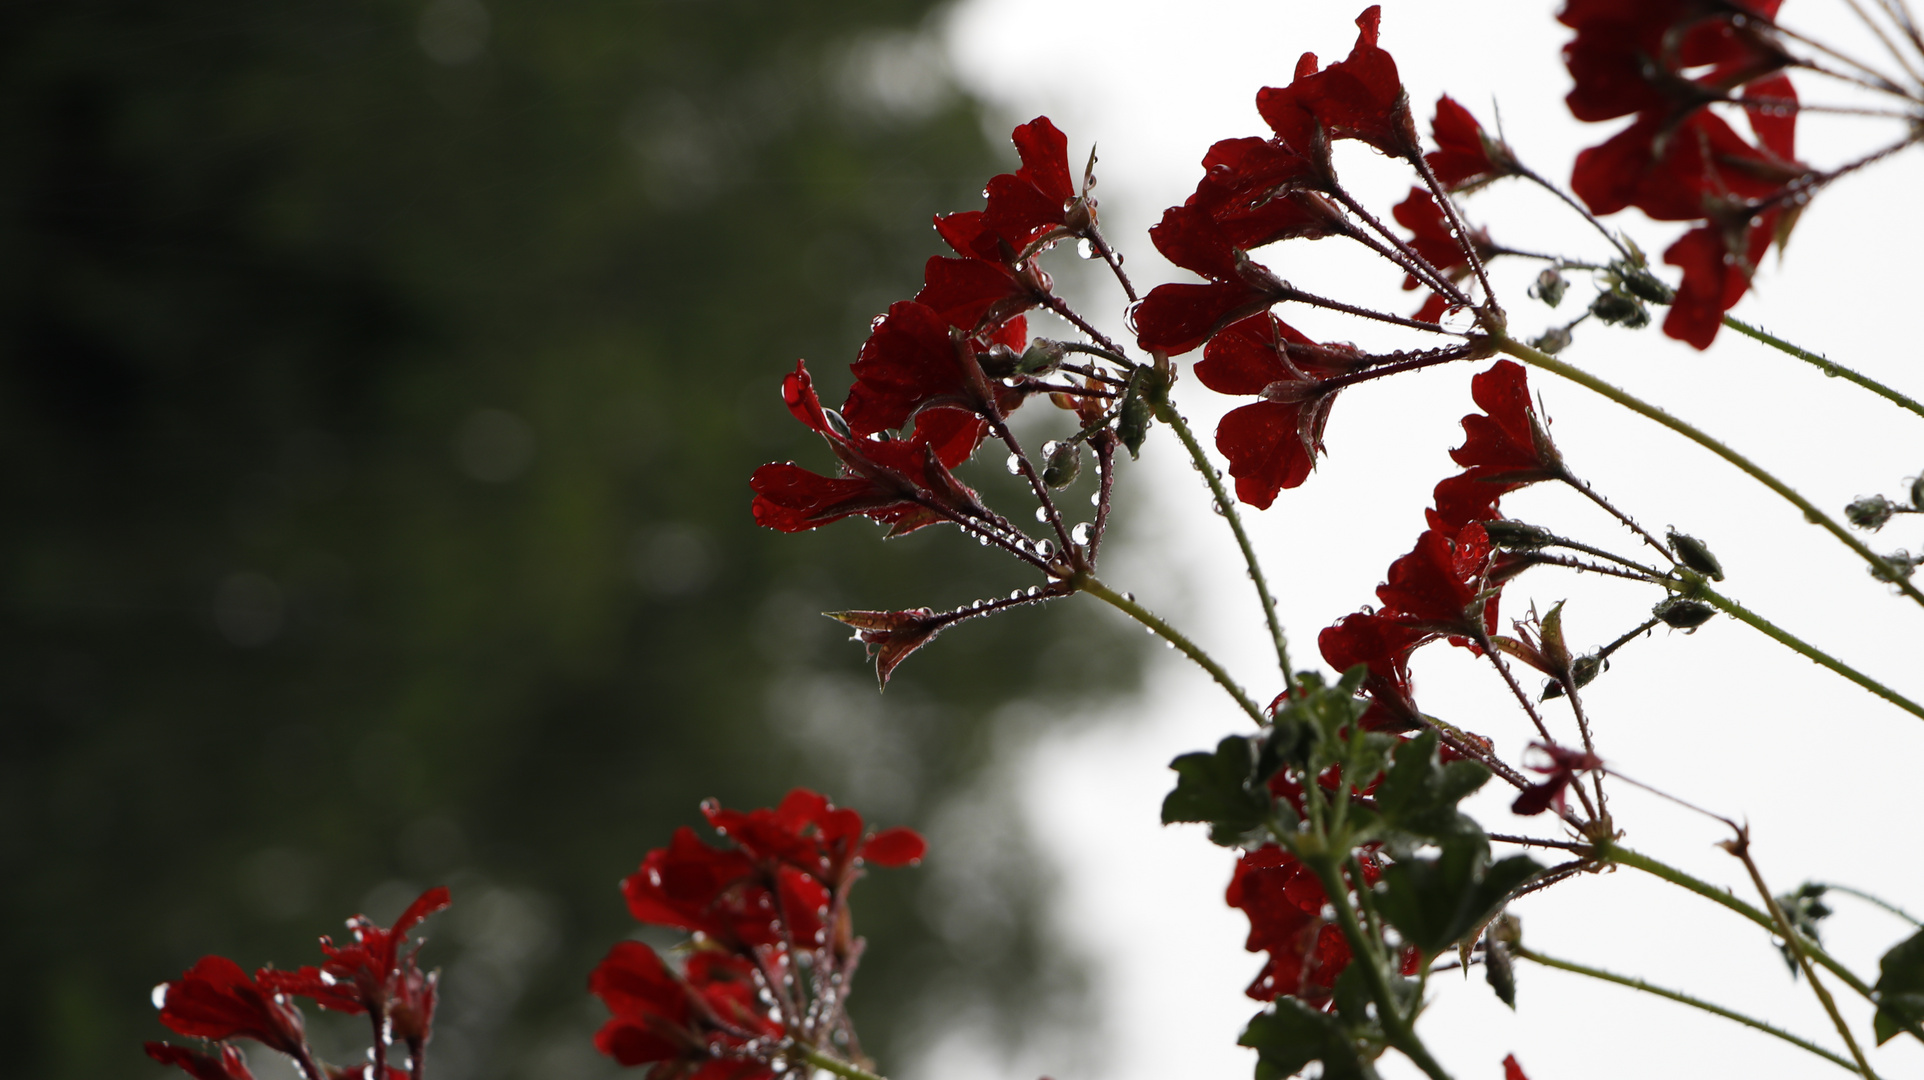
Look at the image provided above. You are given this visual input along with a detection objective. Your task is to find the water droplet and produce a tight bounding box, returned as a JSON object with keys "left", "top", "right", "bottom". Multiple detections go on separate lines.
{"left": 1165, "top": 640, "right": 1176, "bottom": 649}
{"left": 1041, "top": 440, "right": 1059, "bottom": 456}
{"left": 1123, "top": 591, "right": 1135, "bottom": 602}
{"left": 1035, "top": 539, "right": 1055, "bottom": 559}
{"left": 151, "top": 984, "right": 169, "bottom": 1009}
{"left": 1005, "top": 454, "right": 1023, "bottom": 475}
{"left": 1089, "top": 492, "right": 1101, "bottom": 507}
{"left": 1072, "top": 522, "right": 1093, "bottom": 545}
{"left": 1034, "top": 506, "right": 1050, "bottom": 523}
{"left": 971, "top": 599, "right": 985, "bottom": 610}
{"left": 1010, "top": 590, "right": 1024, "bottom": 601}
{"left": 1026, "top": 585, "right": 1041, "bottom": 597}
{"left": 1077, "top": 238, "right": 1096, "bottom": 259}
{"left": 977, "top": 534, "right": 989, "bottom": 546}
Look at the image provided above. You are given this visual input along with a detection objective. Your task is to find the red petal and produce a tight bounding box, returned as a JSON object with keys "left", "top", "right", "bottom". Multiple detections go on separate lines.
{"left": 1426, "top": 95, "right": 1495, "bottom": 187}
{"left": 913, "top": 256, "right": 1032, "bottom": 335}
{"left": 1011, "top": 116, "right": 1075, "bottom": 206}
{"left": 1504, "top": 1054, "right": 1531, "bottom": 1080}
{"left": 1133, "top": 281, "right": 1270, "bottom": 356}
{"left": 1215, "top": 400, "right": 1321, "bottom": 509}
{"left": 860, "top": 827, "right": 927, "bottom": 867}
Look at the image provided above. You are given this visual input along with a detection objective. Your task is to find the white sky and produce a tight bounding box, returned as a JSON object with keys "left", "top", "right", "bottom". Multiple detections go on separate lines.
{"left": 920, "top": 3, "right": 1924, "bottom": 1079}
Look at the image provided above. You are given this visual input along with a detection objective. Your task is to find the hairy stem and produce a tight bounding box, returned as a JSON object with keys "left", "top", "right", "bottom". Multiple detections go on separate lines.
{"left": 1722, "top": 316, "right": 1924, "bottom": 422}
{"left": 1150, "top": 396, "right": 1294, "bottom": 691}
{"left": 1495, "top": 336, "right": 1924, "bottom": 607}
{"left": 1512, "top": 946, "right": 1861, "bottom": 1073}
{"left": 1305, "top": 855, "right": 1455, "bottom": 1080}
{"left": 1076, "top": 574, "right": 1266, "bottom": 726}
{"left": 795, "top": 1045, "right": 890, "bottom": 1080}
{"left": 1666, "top": 572, "right": 1924, "bottom": 721}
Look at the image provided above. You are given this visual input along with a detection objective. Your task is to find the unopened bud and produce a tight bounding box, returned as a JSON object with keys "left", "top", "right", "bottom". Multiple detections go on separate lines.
{"left": 1619, "top": 265, "right": 1676, "bottom": 305}
{"left": 1542, "top": 652, "right": 1605, "bottom": 699}
{"left": 1666, "top": 529, "right": 1724, "bottom": 581}
{"left": 1529, "top": 268, "right": 1567, "bottom": 308}
{"left": 1910, "top": 473, "right": 1924, "bottom": 511}
{"left": 1589, "top": 291, "right": 1649, "bottom": 329}
{"left": 1846, "top": 494, "right": 1896, "bottom": 531}
{"left": 1041, "top": 441, "right": 1081, "bottom": 489}
{"left": 976, "top": 344, "right": 1022, "bottom": 379}
{"left": 1653, "top": 596, "right": 1716, "bottom": 630}
{"left": 1483, "top": 521, "right": 1555, "bottom": 550}
{"left": 1531, "top": 326, "right": 1573, "bottom": 354}
{"left": 1872, "top": 549, "right": 1923, "bottom": 584}
{"left": 1018, "top": 339, "right": 1068, "bottom": 376}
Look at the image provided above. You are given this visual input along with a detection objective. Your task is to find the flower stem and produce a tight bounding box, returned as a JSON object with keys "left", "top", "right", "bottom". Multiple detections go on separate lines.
{"left": 1820, "top": 883, "right": 1924, "bottom": 926}
{"left": 1493, "top": 335, "right": 1924, "bottom": 608}
{"left": 1665, "top": 572, "right": 1924, "bottom": 721}
{"left": 1511, "top": 946, "right": 1862, "bottom": 1073}
{"left": 795, "top": 1045, "right": 890, "bottom": 1080}
{"left": 1075, "top": 573, "right": 1266, "bottom": 726}
{"left": 1149, "top": 395, "right": 1294, "bottom": 692}
{"left": 1721, "top": 316, "right": 1924, "bottom": 422}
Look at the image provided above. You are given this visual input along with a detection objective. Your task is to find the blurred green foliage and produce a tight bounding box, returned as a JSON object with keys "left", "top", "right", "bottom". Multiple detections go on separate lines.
{"left": 0, "top": 2, "right": 1135, "bottom": 1077}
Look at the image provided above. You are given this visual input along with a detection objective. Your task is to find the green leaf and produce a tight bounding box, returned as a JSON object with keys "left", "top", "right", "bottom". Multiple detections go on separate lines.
{"left": 1372, "top": 731, "right": 1490, "bottom": 849}
{"left": 1162, "top": 735, "right": 1271, "bottom": 847}
{"left": 1873, "top": 926, "right": 1924, "bottom": 1044}
{"left": 1241, "top": 999, "right": 1381, "bottom": 1080}
{"left": 1376, "top": 834, "right": 1541, "bottom": 956}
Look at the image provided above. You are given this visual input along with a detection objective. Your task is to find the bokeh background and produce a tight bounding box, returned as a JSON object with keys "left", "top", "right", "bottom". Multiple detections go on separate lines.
{"left": 9, "top": 2, "right": 1924, "bottom": 1080}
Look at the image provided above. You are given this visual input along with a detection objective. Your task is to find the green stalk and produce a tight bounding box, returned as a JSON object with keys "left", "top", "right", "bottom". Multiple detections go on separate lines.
{"left": 1601, "top": 844, "right": 1924, "bottom": 1042}
{"left": 1666, "top": 572, "right": 1924, "bottom": 721}
{"left": 1512, "top": 946, "right": 1861, "bottom": 1073}
{"left": 1722, "top": 316, "right": 1924, "bottom": 422}
{"left": 795, "top": 1045, "right": 889, "bottom": 1080}
{"left": 1076, "top": 573, "right": 1266, "bottom": 726}
{"left": 1151, "top": 397, "right": 1295, "bottom": 691}
{"left": 1494, "top": 336, "right": 1924, "bottom": 608}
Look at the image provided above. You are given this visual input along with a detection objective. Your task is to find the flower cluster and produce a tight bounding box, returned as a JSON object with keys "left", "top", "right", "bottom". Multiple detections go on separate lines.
{"left": 146, "top": 887, "right": 449, "bottom": 1080}
{"left": 589, "top": 790, "right": 925, "bottom": 1079}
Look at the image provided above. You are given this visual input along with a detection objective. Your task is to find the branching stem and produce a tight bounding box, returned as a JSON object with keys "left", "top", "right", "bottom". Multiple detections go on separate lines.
{"left": 1075, "top": 574, "right": 1267, "bottom": 726}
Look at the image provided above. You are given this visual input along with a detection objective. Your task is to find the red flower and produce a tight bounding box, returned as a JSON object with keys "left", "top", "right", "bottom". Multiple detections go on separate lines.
{"left": 1429, "top": 361, "right": 1564, "bottom": 533}
{"left": 1318, "top": 610, "right": 1424, "bottom": 730}
{"left": 1426, "top": 96, "right": 1516, "bottom": 190}
{"left": 622, "top": 827, "right": 780, "bottom": 948}
{"left": 1228, "top": 844, "right": 1355, "bottom": 1005}
{"left": 1376, "top": 523, "right": 1500, "bottom": 642}
{"left": 1504, "top": 1053, "right": 1532, "bottom": 1080}
{"left": 1392, "top": 187, "right": 1495, "bottom": 296}
{"left": 749, "top": 362, "right": 990, "bottom": 536}
{"left": 843, "top": 300, "right": 1007, "bottom": 437}
{"left": 914, "top": 255, "right": 1037, "bottom": 338}
{"left": 1570, "top": 108, "right": 1799, "bottom": 222}
{"left": 1257, "top": 7, "right": 1420, "bottom": 162}
{"left": 1511, "top": 741, "right": 1604, "bottom": 816}
{"left": 154, "top": 957, "right": 307, "bottom": 1056}
{"left": 144, "top": 1042, "right": 257, "bottom": 1080}
{"left": 589, "top": 942, "right": 780, "bottom": 1080}
{"left": 1560, "top": 0, "right": 1790, "bottom": 125}
{"left": 1192, "top": 314, "right": 1364, "bottom": 508}
{"left": 701, "top": 787, "right": 925, "bottom": 892}
{"left": 1661, "top": 205, "right": 1780, "bottom": 348}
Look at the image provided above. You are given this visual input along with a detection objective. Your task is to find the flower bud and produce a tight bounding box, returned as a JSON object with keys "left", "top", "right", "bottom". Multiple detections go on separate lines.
{"left": 1482, "top": 521, "right": 1554, "bottom": 550}
{"left": 1846, "top": 494, "right": 1896, "bottom": 531}
{"left": 1618, "top": 265, "right": 1676, "bottom": 305}
{"left": 975, "top": 343, "right": 1022, "bottom": 379}
{"left": 1653, "top": 596, "right": 1715, "bottom": 630}
{"left": 1589, "top": 290, "right": 1649, "bottom": 329}
{"left": 1041, "top": 440, "right": 1081, "bottom": 489}
{"left": 1666, "top": 529, "right": 1724, "bottom": 580}
{"left": 1017, "top": 339, "right": 1068, "bottom": 376}
{"left": 1529, "top": 268, "right": 1567, "bottom": 308}
{"left": 1530, "top": 326, "right": 1572, "bottom": 354}
{"left": 1541, "top": 652, "right": 1605, "bottom": 699}
{"left": 1910, "top": 473, "right": 1924, "bottom": 511}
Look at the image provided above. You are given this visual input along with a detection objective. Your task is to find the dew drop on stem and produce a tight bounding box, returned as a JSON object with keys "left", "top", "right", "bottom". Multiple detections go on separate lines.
{"left": 1005, "top": 453, "right": 1023, "bottom": 475}
{"left": 1071, "top": 522, "right": 1093, "bottom": 545}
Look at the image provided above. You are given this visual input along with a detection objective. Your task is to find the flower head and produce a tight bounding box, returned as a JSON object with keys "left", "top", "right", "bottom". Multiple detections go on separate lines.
{"left": 1192, "top": 314, "right": 1364, "bottom": 507}
{"left": 144, "top": 1042, "right": 257, "bottom": 1080}
{"left": 589, "top": 942, "right": 780, "bottom": 1080}
{"left": 153, "top": 957, "right": 307, "bottom": 1056}
{"left": 1511, "top": 741, "right": 1605, "bottom": 816}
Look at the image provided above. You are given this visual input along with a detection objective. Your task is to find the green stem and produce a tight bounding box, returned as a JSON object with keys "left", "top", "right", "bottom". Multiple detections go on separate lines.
{"left": 1512, "top": 946, "right": 1861, "bottom": 1073}
{"left": 1667, "top": 572, "right": 1924, "bottom": 721}
{"left": 1601, "top": 843, "right": 1924, "bottom": 1042}
{"left": 1076, "top": 573, "right": 1267, "bottom": 726}
{"left": 1722, "top": 316, "right": 1924, "bottom": 422}
{"left": 1820, "top": 883, "right": 1924, "bottom": 926}
{"left": 1305, "top": 855, "right": 1456, "bottom": 1080}
{"left": 1151, "top": 398, "right": 1295, "bottom": 692}
{"left": 1494, "top": 335, "right": 1924, "bottom": 608}
{"left": 795, "top": 1045, "right": 889, "bottom": 1080}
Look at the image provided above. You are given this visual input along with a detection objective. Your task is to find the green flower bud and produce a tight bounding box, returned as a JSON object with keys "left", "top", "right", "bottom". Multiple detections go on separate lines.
{"left": 1666, "top": 529, "right": 1724, "bottom": 581}
{"left": 1483, "top": 521, "right": 1555, "bottom": 550}
{"left": 1529, "top": 268, "right": 1567, "bottom": 308}
{"left": 1531, "top": 325, "right": 1573, "bottom": 354}
{"left": 1018, "top": 339, "right": 1068, "bottom": 376}
{"left": 1653, "top": 596, "right": 1715, "bottom": 630}
{"left": 1846, "top": 494, "right": 1896, "bottom": 531}
{"left": 1590, "top": 290, "right": 1649, "bottom": 329}
{"left": 1041, "top": 440, "right": 1081, "bottom": 489}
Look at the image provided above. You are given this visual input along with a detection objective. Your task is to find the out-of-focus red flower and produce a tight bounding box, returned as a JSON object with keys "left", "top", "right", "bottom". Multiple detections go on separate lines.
{"left": 266, "top": 887, "right": 447, "bottom": 1030}
{"left": 1429, "top": 361, "right": 1564, "bottom": 533}
{"left": 750, "top": 362, "right": 990, "bottom": 536}
{"left": 1512, "top": 741, "right": 1605, "bottom": 816}
{"left": 1504, "top": 1053, "right": 1532, "bottom": 1080}
{"left": 1560, "top": 0, "right": 1790, "bottom": 125}
{"left": 1426, "top": 96, "right": 1517, "bottom": 190}
{"left": 1258, "top": 7, "right": 1420, "bottom": 162}
{"left": 144, "top": 1042, "right": 257, "bottom": 1080}
{"left": 590, "top": 942, "right": 780, "bottom": 1080}
{"left": 154, "top": 957, "right": 307, "bottom": 1056}
{"left": 1191, "top": 314, "right": 1364, "bottom": 508}
{"left": 1571, "top": 108, "right": 1800, "bottom": 221}
{"left": 1662, "top": 205, "right": 1780, "bottom": 348}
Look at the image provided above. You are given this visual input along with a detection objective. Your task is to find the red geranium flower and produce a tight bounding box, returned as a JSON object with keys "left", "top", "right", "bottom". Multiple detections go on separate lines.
{"left": 702, "top": 787, "right": 926, "bottom": 892}
{"left": 1560, "top": 0, "right": 1791, "bottom": 125}
{"left": 1661, "top": 204, "right": 1780, "bottom": 348}
{"left": 1429, "top": 360, "right": 1564, "bottom": 533}
{"left": 843, "top": 300, "right": 1012, "bottom": 436}
{"left": 1191, "top": 313, "right": 1364, "bottom": 508}
{"left": 1571, "top": 107, "right": 1800, "bottom": 222}
{"left": 154, "top": 957, "right": 307, "bottom": 1057}
{"left": 144, "top": 1042, "right": 257, "bottom": 1080}
{"left": 1392, "top": 187, "right": 1496, "bottom": 304}
{"left": 589, "top": 942, "right": 781, "bottom": 1080}
{"left": 622, "top": 827, "right": 781, "bottom": 948}
{"left": 1505, "top": 1053, "right": 1533, "bottom": 1080}
{"left": 1228, "top": 844, "right": 1355, "bottom": 1006}
{"left": 1376, "top": 522, "right": 1500, "bottom": 643}
{"left": 259, "top": 886, "right": 447, "bottom": 1060}
{"left": 1257, "top": 7, "right": 1421, "bottom": 162}
{"left": 749, "top": 362, "right": 991, "bottom": 536}
{"left": 1425, "top": 96, "right": 1518, "bottom": 190}
{"left": 1318, "top": 610, "right": 1425, "bottom": 731}
{"left": 1511, "top": 741, "right": 1605, "bottom": 816}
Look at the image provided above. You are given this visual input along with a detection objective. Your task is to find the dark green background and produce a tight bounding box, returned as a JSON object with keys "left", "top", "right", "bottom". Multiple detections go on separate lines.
{"left": 0, "top": 2, "right": 1136, "bottom": 1076}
